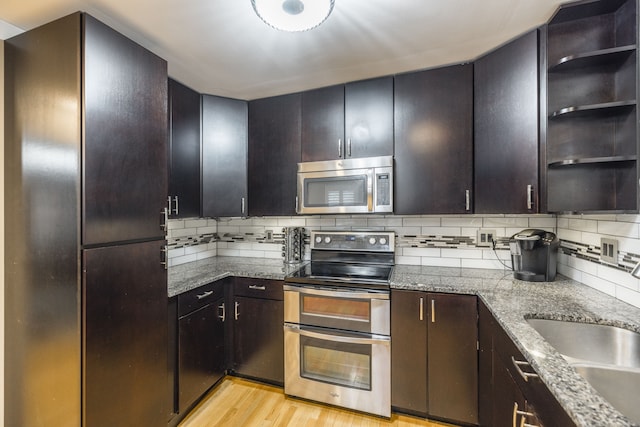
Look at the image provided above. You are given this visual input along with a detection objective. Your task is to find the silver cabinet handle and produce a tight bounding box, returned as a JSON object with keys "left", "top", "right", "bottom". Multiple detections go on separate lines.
{"left": 338, "top": 139, "right": 343, "bottom": 158}
{"left": 511, "top": 356, "right": 539, "bottom": 382}
{"left": 527, "top": 184, "right": 533, "bottom": 210}
{"left": 173, "top": 196, "right": 179, "bottom": 215}
{"left": 513, "top": 402, "right": 536, "bottom": 427}
{"left": 419, "top": 297, "right": 424, "bottom": 321}
{"left": 167, "top": 196, "right": 173, "bottom": 215}
{"left": 249, "top": 284, "right": 266, "bottom": 291}
{"left": 234, "top": 301, "right": 239, "bottom": 320}
{"left": 295, "top": 196, "right": 299, "bottom": 213}
{"left": 160, "top": 207, "right": 168, "bottom": 231}
{"left": 431, "top": 299, "right": 436, "bottom": 323}
{"left": 465, "top": 189, "right": 470, "bottom": 211}
{"left": 241, "top": 197, "right": 245, "bottom": 214}
{"left": 196, "top": 290, "right": 213, "bottom": 300}
{"left": 160, "top": 246, "right": 168, "bottom": 270}
{"left": 218, "top": 302, "right": 225, "bottom": 322}
{"left": 347, "top": 138, "right": 352, "bottom": 157}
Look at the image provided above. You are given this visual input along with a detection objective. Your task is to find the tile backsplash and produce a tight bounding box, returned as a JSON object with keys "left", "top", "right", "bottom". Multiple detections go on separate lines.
{"left": 168, "top": 213, "right": 640, "bottom": 308}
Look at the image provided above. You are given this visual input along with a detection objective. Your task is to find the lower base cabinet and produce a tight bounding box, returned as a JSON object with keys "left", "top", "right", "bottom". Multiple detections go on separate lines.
{"left": 231, "top": 278, "right": 284, "bottom": 385}
{"left": 479, "top": 300, "right": 576, "bottom": 427}
{"left": 391, "top": 290, "right": 478, "bottom": 425}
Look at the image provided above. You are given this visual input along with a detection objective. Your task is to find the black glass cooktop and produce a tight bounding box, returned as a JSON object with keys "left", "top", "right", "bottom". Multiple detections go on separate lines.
{"left": 285, "top": 261, "right": 393, "bottom": 290}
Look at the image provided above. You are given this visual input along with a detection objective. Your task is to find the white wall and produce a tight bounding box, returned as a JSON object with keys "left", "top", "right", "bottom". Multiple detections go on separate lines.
{"left": 1, "top": 38, "right": 6, "bottom": 426}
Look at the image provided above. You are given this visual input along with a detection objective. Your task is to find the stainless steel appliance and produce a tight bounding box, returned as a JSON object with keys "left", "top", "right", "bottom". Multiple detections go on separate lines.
{"left": 296, "top": 155, "right": 393, "bottom": 214}
{"left": 510, "top": 229, "right": 559, "bottom": 282}
{"left": 284, "top": 230, "right": 395, "bottom": 418}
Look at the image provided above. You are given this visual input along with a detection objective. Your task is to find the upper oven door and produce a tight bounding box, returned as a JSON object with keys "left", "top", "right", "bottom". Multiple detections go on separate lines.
{"left": 297, "top": 168, "right": 374, "bottom": 214}
{"left": 284, "top": 285, "right": 390, "bottom": 335}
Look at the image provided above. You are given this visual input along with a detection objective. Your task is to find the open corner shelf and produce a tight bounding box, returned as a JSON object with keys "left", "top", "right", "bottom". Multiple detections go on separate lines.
{"left": 549, "top": 45, "right": 636, "bottom": 72}
{"left": 548, "top": 155, "right": 637, "bottom": 168}
{"left": 549, "top": 100, "right": 636, "bottom": 119}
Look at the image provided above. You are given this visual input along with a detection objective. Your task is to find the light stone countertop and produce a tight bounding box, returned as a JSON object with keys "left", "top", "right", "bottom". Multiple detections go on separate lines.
{"left": 168, "top": 257, "right": 640, "bottom": 426}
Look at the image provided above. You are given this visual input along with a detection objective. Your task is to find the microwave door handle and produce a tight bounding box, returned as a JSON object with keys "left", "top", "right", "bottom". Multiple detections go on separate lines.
{"left": 367, "top": 168, "right": 374, "bottom": 212}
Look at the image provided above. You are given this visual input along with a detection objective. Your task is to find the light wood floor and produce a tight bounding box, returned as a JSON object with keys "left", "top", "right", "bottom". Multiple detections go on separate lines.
{"left": 179, "top": 377, "right": 459, "bottom": 427}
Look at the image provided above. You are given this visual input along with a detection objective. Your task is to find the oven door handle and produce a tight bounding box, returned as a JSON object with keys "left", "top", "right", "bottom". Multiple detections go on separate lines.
{"left": 283, "top": 284, "right": 389, "bottom": 300}
{"left": 285, "top": 323, "right": 390, "bottom": 346}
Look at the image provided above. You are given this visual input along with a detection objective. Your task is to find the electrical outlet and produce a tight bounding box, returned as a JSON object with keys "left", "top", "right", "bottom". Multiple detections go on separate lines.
{"left": 265, "top": 229, "right": 274, "bottom": 242}
{"left": 477, "top": 229, "right": 497, "bottom": 247}
{"left": 601, "top": 238, "right": 618, "bottom": 265}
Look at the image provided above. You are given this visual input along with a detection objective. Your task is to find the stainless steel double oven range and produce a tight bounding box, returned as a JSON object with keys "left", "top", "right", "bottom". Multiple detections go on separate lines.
{"left": 284, "top": 230, "right": 395, "bottom": 418}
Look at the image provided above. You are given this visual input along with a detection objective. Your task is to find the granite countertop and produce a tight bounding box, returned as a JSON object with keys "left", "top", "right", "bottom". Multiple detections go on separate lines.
{"left": 168, "top": 257, "right": 640, "bottom": 426}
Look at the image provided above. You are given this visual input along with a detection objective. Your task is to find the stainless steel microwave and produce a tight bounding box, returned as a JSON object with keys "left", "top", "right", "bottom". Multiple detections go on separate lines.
{"left": 296, "top": 155, "right": 393, "bottom": 214}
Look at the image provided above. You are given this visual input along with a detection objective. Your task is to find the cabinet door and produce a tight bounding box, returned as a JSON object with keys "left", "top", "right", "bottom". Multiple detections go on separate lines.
{"left": 492, "top": 352, "right": 528, "bottom": 427}
{"left": 248, "top": 93, "right": 301, "bottom": 216}
{"left": 345, "top": 77, "right": 394, "bottom": 159}
{"left": 390, "top": 290, "right": 428, "bottom": 415}
{"left": 395, "top": 65, "right": 473, "bottom": 214}
{"left": 83, "top": 14, "right": 168, "bottom": 245}
{"left": 474, "top": 29, "right": 539, "bottom": 214}
{"left": 202, "top": 94, "right": 248, "bottom": 217}
{"left": 169, "top": 79, "right": 201, "bottom": 218}
{"left": 178, "top": 300, "right": 225, "bottom": 413}
{"left": 301, "top": 84, "right": 345, "bottom": 161}
{"left": 233, "top": 296, "right": 284, "bottom": 384}
{"left": 83, "top": 241, "right": 168, "bottom": 427}
{"left": 427, "top": 293, "right": 478, "bottom": 424}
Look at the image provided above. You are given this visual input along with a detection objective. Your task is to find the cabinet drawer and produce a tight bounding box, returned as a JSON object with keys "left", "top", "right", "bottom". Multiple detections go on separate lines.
{"left": 178, "top": 281, "right": 224, "bottom": 317}
{"left": 233, "top": 278, "right": 283, "bottom": 300}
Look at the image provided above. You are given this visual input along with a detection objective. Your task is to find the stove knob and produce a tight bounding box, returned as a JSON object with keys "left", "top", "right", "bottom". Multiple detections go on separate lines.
{"left": 315, "top": 236, "right": 322, "bottom": 244}
{"left": 379, "top": 237, "right": 387, "bottom": 245}
{"left": 369, "top": 237, "right": 377, "bottom": 245}
{"left": 324, "top": 236, "right": 331, "bottom": 244}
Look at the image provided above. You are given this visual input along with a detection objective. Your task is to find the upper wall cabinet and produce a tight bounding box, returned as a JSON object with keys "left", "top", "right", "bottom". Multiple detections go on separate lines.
{"left": 169, "top": 79, "right": 201, "bottom": 218}
{"left": 201, "top": 95, "right": 248, "bottom": 217}
{"left": 545, "top": 0, "right": 638, "bottom": 212}
{"left": 474, "top": 30, "right": 541, "bottom": 214}
{"left": 301, "top": 77, "right": 394, "bottom": 161}
{"left": 248, "top": 93, "right": 302, "bottom": 216}
{"left": 394, "top": 64, "right": 473, "bottom": 214}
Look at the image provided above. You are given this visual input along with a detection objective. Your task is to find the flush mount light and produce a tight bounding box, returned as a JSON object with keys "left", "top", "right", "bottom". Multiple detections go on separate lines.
{"left": 251, "top": 0, "right": 335, "bottom": 32}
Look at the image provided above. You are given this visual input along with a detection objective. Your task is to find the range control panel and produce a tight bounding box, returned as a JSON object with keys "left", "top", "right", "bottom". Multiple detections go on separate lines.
{"left": 310, "top": 231, "right": 395, "bottom": 252}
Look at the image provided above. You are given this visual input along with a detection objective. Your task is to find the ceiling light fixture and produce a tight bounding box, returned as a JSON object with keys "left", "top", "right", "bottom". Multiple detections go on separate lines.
{"left": 251, "top": 0, "right": 335, "bottom": 32}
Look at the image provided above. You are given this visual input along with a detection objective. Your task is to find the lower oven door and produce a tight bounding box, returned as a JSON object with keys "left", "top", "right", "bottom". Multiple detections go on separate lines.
{"left": 284, "top": 323, "right": 391, "bottom": 418}
{"left": 284, "top": 284, "right": 390, "bottom": 335}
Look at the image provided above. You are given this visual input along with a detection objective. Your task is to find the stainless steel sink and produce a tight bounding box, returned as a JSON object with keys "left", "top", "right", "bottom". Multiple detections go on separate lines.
{"left": 573, "top": 364, "right": 640, "bottom": 424}
{"left": 526, "top": 318, "right": 640, "bottom": 424}
{"left": 526, "top": 318, "right": 640, "bottom": 368}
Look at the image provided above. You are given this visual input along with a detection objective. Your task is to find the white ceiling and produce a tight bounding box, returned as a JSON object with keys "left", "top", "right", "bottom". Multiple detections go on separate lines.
{"left": 1, "top": 0, "right": 571, "bottom": 100}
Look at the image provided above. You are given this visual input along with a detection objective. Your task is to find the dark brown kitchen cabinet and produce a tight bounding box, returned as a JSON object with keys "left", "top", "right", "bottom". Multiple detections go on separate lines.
{"left": 478, "top": 300, "right": 576, "bottom": 427}
{"left": 169, "top": 78, "right": 201, "bottom": 218}
{"left": 474, "top": 29, "right": 540, "bottom": 214}
{"left": 545, "top": 0, "right": 638, "bottom": 212}
{"left": 391, "top": 289, "right": 428, "bottom": 415}
{"left": 394, "top": 64, "right": 473, "bottom": 214}
{"left": 230, "top": 278, "right": 284, "bottom": 385}
{"left": 301, "top": 77, "right": 393, "bottom": 161}
{"left": 201, "top": 94, "right": 248, "bottom": 217}
{"left": 83, "top": 14, "right": 168, "bottom": 245}
{"left": 177, "top": 282, "right": 225, "bottom": 414}
{"left": 84, "top": 241, "right": 168, "bottom": 427}
{"left": 391, "top": 290, "right": 478, "bottom": 424}
{"left": 248, "top": 93, "right": 302, "bottom": 216}
{"left": 5, "top": 12, "right": 169, "bottom": 427}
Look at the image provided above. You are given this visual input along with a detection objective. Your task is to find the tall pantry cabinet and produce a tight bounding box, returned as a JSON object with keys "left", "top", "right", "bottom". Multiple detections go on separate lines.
{"left": 5, "top": 12, "right": 169, "bottom": 427}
